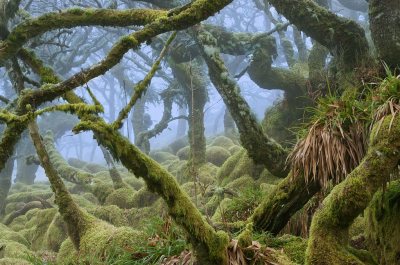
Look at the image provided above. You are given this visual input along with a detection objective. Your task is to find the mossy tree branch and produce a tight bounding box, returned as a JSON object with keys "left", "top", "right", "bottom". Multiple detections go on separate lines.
{"left": 267, "top": 0, "right": 369, "bottom": 64}
{"left": 0, "top": 7, "right": 164, "bottom": 60}
{"left": 72, "top": 119, "right": 229, "bottom": 264}
{"left": 15, "top": 0, "right": 236, "bottom": 112}
{"left": 306, "top": 115, "right": 400, "bottom": 264}
{"left": 191, "top": 24, "right": 290, "bottom": 178}
{"left": 28, "top": 119, "right": 94, "bottom": 250}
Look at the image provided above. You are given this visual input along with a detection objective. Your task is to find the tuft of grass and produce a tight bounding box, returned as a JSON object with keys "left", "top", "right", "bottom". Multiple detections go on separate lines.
{"left": 287, "top": 64, "right": 400, "bottom": 188}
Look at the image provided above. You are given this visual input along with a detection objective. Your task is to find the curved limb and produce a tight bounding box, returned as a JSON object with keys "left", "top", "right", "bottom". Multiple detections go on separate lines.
{"left": 306, "top": 115, "right": 400, "bottom": 264}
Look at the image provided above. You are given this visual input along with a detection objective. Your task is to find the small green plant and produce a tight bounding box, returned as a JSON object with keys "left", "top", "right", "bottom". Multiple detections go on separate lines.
{"left": 225, "top": 188, "right": 266, "bottom": 222}
{"left": 121, "top": 215, "right": 187, "bottom": 265}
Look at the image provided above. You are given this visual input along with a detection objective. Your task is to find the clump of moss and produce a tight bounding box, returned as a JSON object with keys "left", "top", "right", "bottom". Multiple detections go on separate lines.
{"left": 88, "top": 205, "right": 129, "bottom": 227}
{"left": 210, "top": 136, "right": 235, "bottom": 150}
{"left": 256, "top": 169, "right": 282, "bottom": 185}
{"left": 224, "top": 175, "right": 256, "bottom": 197}
{"left": 153, "top": 152, "right": 179, "bottom": 164}
{"left": 30, "top": 208, "right": 58, "bottom": 251}
{"left": 365, "top": 181, "right": 400, "bottom": 265}
{"left": 206, "top": 146, "right": 231, "bottom": 167}
{"left": 281, "top": 234, "right": 308, "bottom": 264}
{"left": 0, "top": 224, "right": 29, "bottom": 247}
{"left": 349, "top": 216, "right": 365, "bottom": 240}
{"left": 228, "top": 145, "right": 241, "bottom": 156}
{"left": 44, "top": 213, "right": 68, "bottom": 252}
{"left": 8, "top": 215, "right": 27, "bottom": 232}
{"left": 57, "top": 237, "right": 78, "bottom": 262}
{"left": 148, "top": 148, "right": 161, "bottom": 160}
{"left": 123, "top": 176, "right": 145, "bottom": 190}
{"left": 160, "top": 146, "right": 174, "bottom": 154}
{"left": 176, "top": 146, "right": 190, "bottom": 160}
{"left": 168, "top": 135, "right": 189, "bottom": 155}
{"left": 0, "top": 239, "right": 32, "bottom": 259}
{"left": 216, "top": 148, "right": 264, "bottom": 186}
{"left": 81, "top": 193, "right": 100, "bottom": 205}
{"left": 125, "top": 199, "right": 166, "bottom": 230}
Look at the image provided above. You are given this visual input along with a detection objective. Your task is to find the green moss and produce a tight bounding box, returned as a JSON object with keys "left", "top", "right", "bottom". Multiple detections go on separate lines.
{"left": 78, "top": 222, "right": 139, "bottom": 259}
{"left": 123, "top": 176, "right": 145, "bottom": 191}
{"left": 228, "top": 145, "right": 241, "bottom": 156}
{"left": 176, "top": 146, "right": 190, "bottom": 160}
{"left": 257, "top": 169, "right": 282, "bottom": 185}
{"left": 125, "top": 199, "right": 166, "bottom": 230}
{"left": 237, "top": 223, "right": 253, "bottom": 258}
{"left": 44, "top": 213, "right": 68, "bottom": 252}
{"left": 224, "top": 175, "right": 256, "bottom": 197}
{"left": 0, "top": 239, "right": 31, "bottom": 259}
{"left": 217, "top": 148, "right": 264, "bottom": 186}
{"left": 81, "top": 193, "right": 100, "bottom": 205}
{"left": 30, "top": 208, "right": 58, "bottom": 251}
{"left": 211, "top": 198, "right": 231, "bottom": 223}
{"left": 365, "top": 181, "right": 400, "bottom": 265}
{"left": 168, "top": 135, "right": 189, "bottom": 155}
{"left": 260, "top": 183, "right": 276, "bottom": 195}
{"left": 349, "top": 216, "right": 365, "bottom": 240}
{"left": 281, "top": 235, "right": 308, "bottom": 264}
{"left": 153, "top": 151, "right": 179, "bottom": 164}
{"left": 88, "top": 205, "right": 129, "bottom": 227}
{"left": 210, "top": 136, "right": 235, "bottom": 150}
{"left": 8, "top": 215, "right": 28, "bottom": 232}
{"left": 0, "top": 225, "right": 29, "bottom": 247}
{"left": 206, "top": 146, "right": 231, "bottom": 167}
{"left": 71, "top": 194, "right": 98, "bottom": 210}
{"left": 57, "top": 237, "right": 78, "bottom": 262}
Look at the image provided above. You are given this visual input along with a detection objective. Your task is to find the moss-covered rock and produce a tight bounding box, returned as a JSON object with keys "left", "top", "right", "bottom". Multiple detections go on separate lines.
{"left": 71, "top": 194, "right": 98, "bottom": 210}
{"left": 125, "top": 199, "right": 166, "bottom": 230}
{"left": 8, "top": 215, "right": 27, "bottom": 232}
{"left": 224, "top": 175, "right": 257, "bottom": 198}
{"left": 365, "top": 181, "right": 400, "bottom": 265}
{"left": 0, "top": 239, "right": 31, "bottom": 259}
{"left": 153, "top": 152, "right": 179, "bottom": 164}
{"left": 0, "top": 224, "right": 29, "bottom": 247}
{"left": 176, "top": 146, "right": 190, "bottom": 161}
{"left": 210, "top": 136, "right": 235, "bottom": 150}
{"left": 6, "top": 191, "right": 53, "bottom": 204}
{"left": 89, "top": 205, "right": 129, "bottom": 227}
{"left": 81, "top": 193, "right": 100, "bottom": 205}
{"left": 44, "top": 213, "right": 68, "bottom": 252}
{"left": 160, "top": 146, "right": 174, "bottom": 154}
{"left": 257, "top": 169, "right": 282, "bottom": 185}
{"left": 206, "top": 146, "right": 231, "bottom": 167}
{"left": 30, "top": 208, "right": 58, "bottom": 251}
{"left": 124, "top": 176, "right": 145, "bottom": 191}
{"left": 68, "top": 184, "right": 90, "bottom": 194}
{"left": 148, "top": 148, "right": 161, "bottom": 160}
{"left": 216, "top": 148, "right": 264, "bottom": 186}
{"left": 57, "top": 237, "right": 78, "bottom": 262}
{"left": 177, "top": 162, "right": 218, "bottom": 185}
{"left": 228, "top": 145, "right": 241, "bottom": 156}
{"left": 168, "top": 135, "right": 189, "bottom": 155}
